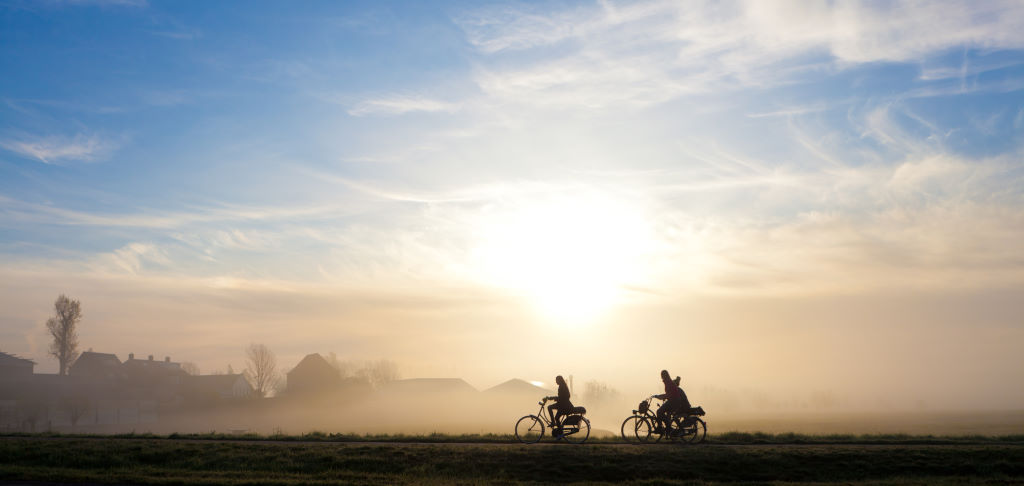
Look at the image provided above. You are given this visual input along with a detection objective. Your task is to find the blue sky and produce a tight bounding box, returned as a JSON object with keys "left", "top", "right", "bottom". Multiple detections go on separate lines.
{"left": 1, "top": 1, "right": 1023, "bottom": 409}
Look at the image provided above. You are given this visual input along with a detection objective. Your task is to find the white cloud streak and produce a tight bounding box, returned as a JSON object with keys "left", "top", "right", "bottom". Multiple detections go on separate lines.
{"left": 347, "top": 95, "right": 460, "bottom": 117}
{"left": 0, "top": 133, "right": 120, "bottom": 164}
{"left": 449, "top": 0, "right": 1024, "bottom": 109}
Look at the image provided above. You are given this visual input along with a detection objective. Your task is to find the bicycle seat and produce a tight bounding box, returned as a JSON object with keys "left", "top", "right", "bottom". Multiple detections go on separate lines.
{"left": 685, "top": 406, "right": 705, "bottom": 416}
{"left": 571, "top": 406, "right": 587, "bottom": 415}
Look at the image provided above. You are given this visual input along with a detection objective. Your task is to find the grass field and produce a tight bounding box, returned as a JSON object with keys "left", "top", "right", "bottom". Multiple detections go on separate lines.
{"left": 2, "top": 434, "right": 1023, "bottom": 485}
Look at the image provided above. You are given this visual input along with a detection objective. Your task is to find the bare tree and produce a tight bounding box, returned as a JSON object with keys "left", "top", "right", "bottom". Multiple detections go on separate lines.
{"left": 63, "top": 395, "right": 92, "bottom": 428}
{"left": 355, "top": 359, "right": 399, "bottom": 389}
{"left": 180, "top": 361, "right": 200, "bottom": 376}
{"left": 244, "top": 343, "right": 280, "bottom": 398}
{"left": 326, "top": 352, "right": 350, "bottom": 377}
{"left": 46, "top": 294, "right": 82, "bottom": 376}
{"left": 582, "top": 380, "right": 621, "bottom": 404}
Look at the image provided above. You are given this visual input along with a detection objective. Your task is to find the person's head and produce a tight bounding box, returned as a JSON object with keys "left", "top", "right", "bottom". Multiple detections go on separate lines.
{"left": 661, "top": 369, "right": 670, "bottom": 380}
{"left": 674, "top": 376, "right": 681, "bottom": 386}
{"left": 555, "top": 375, "right": 565, "bottom": 386}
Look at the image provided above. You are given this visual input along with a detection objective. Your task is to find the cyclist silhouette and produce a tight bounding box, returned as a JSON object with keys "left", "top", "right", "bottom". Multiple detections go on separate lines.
{"left": 545, "top": 375, "right": 573, "bottom": 433}
{"left": 655, "top": 369, "right": 690, "bottom": 433}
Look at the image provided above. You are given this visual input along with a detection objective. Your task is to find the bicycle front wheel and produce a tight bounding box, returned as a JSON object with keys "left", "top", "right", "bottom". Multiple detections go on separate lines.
{"left": 639, "top": 416, "right": 660, "bottom": 443}
{"left": 562, "top": 416, "right": 590, "bottom": 444}
{"left": 514, "top": 415, "right": 544, "bottom": 444}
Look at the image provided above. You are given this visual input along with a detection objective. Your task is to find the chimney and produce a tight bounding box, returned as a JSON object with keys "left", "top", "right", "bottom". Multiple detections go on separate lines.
{"left": 165, "top": 356, "right": 170, "bottom": 363}
{"left": 148, "top": 355, "right": 154, "bottom": 361}
{"left": 129, "top": 353, "right": 134, "bottom": 360}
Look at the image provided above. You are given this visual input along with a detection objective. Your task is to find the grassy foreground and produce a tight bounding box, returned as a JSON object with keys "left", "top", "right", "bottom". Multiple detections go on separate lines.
{"left": 2, "top": 435, "right": 1023, "bottom": 485}
{"left": 5, "top": 430, "right": 1024, "bottom": 444}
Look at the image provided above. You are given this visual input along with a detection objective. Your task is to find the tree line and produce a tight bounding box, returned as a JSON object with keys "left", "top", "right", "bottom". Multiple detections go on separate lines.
{"left": 26, "top": 294, "right": 400, "bottom": 398}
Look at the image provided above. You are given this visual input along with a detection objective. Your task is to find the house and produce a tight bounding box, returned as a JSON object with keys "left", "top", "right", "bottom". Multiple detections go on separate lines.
{"left": 480, "top": 379, "right": 554, "bottom": 411}
{"left": 68, "top": 351, "right": 122, "bottom": 380}
{"left": 286, "top": 353, "right": 341, "bottom": 395}
{"left": 181, "top": 374, "right": 253, "bottom": 403}
{"left": 122, "top": 353, "right": 186, "bottom": 385}
{"left": 483, "top": 378, "right": 553, "bottom": 397}
{"left": 0, "top": 352, "right": 34, "bottom": 378}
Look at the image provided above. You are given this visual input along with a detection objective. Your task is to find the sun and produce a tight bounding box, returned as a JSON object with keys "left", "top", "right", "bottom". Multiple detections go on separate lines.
{"left": 472, "top": 191, "right": 653, "bottom": 324}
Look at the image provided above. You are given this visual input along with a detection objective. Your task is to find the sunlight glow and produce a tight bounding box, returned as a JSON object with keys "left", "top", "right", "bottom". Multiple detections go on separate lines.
{"left": 472, "top": 191, "right": 654, "bottom": 325}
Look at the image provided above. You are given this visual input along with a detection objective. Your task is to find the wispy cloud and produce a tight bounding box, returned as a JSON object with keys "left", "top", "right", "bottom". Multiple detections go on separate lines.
{"left": 98, "top": 242, "right": 171, "bottom": 275}
{"left": 450, "top": 0, "right": 1024, "bottom": 109}
{"left": 149, "top": 29, "right": 201, "bottom": 40}
{"left": 57, "top": 0, "right": 147, "bottom": 7}
{"left": 347, "top": 95, "right": 460, "bottom": 117}
{"left": 0, "top": 195, "right": 355, "bottom": 229}
{"left": 0, "top": 133, "right": 121, "bottom": 164}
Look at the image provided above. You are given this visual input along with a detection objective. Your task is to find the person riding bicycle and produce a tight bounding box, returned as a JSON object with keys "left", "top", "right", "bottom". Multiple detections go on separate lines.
{"left": 655, "top": 369, "right": 690, "bottom": 434}
{"left": 545, "top": 375, "right": 573, "bottom": 434}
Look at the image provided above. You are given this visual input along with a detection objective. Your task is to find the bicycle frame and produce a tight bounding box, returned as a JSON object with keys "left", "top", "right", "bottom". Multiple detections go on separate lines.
{"left": 623, "top": 396, "right": 707, "bottom": 443}
{"left": 534, "top": 397, "right": 581, "bottom": 428}
{"left": 515, "top": 397, "right": 590, "bottom": 444}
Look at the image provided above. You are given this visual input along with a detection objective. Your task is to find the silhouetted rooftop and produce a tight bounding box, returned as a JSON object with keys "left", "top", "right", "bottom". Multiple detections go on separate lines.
{"left": 483, "top": 378, "right": 553, "bottom": 396}
{"left": 0, "top": 351, "right": 35, "bottom": 366}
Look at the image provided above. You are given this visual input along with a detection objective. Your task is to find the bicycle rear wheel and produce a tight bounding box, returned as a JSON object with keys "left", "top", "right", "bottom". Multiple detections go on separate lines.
{"left": 620, "top": 415, "right": 642, "bottom": 443}
{"left": 686, "top": 418, "right": 707, "bottom": 444}
{"left": 562, "top": 416, "right": 590, "bottom": 444}
{"left": 514, "top": 415, "right": 544, "bottom": 444}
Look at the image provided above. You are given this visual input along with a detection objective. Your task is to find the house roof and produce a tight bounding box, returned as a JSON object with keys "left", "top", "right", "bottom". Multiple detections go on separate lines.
{"left": 483, "top": 378, "right": 553, "bottom": 396}
{"left": 123, "top": 356, "right": 183, "bottom": 373}
{"left": 288, "top": 353, "right": 338, "bottom": 378}
{"left": 0, "top": 351, "right": 35, "bottom": 366}
{"left": 73, "top": 351, "right": 121, "bottom": 367}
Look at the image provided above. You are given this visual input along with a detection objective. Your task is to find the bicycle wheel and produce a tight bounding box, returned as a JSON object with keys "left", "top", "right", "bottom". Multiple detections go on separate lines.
{"left": 686, "top": 418, "right": 707, "bottom": 444}
{"left": 562, "top": 416, "right": 590, "bottom": 444}
{"left": 672, "top": 417, "right": 693, "bottom": 444}
{"left": 638, "top": 416, "right": 660, "bottom": 443}
{"left": 620, "top": 415, "right": 644, "bottom": 443}
{"left": 514, "top": 415, "right": 544, "bottom": 444}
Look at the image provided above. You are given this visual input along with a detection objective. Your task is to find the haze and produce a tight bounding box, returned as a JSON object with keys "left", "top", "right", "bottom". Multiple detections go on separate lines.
{"left": 2, "top": 0, "right": 1023, "bottom": 426}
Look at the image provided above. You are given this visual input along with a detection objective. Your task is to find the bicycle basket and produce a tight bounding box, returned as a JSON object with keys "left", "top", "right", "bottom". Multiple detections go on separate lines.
{"left": 562, "top": 415, "right": 582, "bottom": 426}
{"left": 638, "top": 400, "right": 649, "bottom": 413}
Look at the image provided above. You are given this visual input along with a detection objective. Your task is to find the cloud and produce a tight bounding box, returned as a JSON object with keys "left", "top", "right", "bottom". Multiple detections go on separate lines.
{"left": 451, "top": 0, "right": 1024, "bottom": 109}
{"left": 60, "top": 0, "right": 147, "bottom": 7}
{"left": 0, "top": 133, "right": 120, "bottom": 164}
{"left": 97, "top": 242, "right": 171, "bottom": 275}
{"left": 149, "top": 29, "right": 201, "bottom": 40}
{"left": 347, "top": 95, "right": 460, "bottom": 117}
{"left": 0, "top": 195, "right": 356, "bottom": 230}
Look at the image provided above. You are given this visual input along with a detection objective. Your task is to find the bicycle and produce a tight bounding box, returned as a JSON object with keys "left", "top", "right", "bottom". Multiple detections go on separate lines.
{"left": 620, "top": 396, "right": 707, "bottom": 444}
{"left": 514, "top": 397, "right": 590, "bottom": 444}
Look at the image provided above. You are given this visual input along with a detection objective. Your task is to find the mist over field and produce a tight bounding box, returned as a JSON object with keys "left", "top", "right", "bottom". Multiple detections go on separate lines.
{"left": 2, "top": 0, "right": 1024, "bottom": 440}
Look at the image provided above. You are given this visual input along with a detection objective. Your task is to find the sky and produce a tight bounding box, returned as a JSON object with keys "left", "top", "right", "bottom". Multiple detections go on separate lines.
{"left": 1, "top": 0, "right": 1023, "bottom": 411}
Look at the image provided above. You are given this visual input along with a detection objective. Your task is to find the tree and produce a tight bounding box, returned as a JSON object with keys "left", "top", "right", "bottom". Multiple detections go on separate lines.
{"left": 46, "top": 294, "right": 82, "bottom": 376}
{"left": 355, "top": 359, "right": 399, "bottom": 389}
{"left": 244, "top": 343, "right": 280, "bottom": 398}
{"left": 582, "top": 380, "right": 621, "bottom": 404}
{"left": 63, "top": 395, "right": 92, "bottom": 428}
{"left": 326, "top": 352, "right": 349, "bottom": 377}
{"left": 180, "top": 362, "right": 200, "bottom": 376}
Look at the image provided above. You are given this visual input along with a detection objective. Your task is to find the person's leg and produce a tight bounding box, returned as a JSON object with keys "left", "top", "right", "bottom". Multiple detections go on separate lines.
{"left": 548, "top": 404, "right": 558, "bottom": 426}
{"left": 656, "top": 402, "right": 670, "bottom": 432}
{"left": 665, "top": 399, "right": 682, "bottom": 435}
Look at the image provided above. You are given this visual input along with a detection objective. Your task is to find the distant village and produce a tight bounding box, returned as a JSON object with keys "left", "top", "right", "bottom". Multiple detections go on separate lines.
{"left": 0, "top": 350, "right": 556, "bottom": 433}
